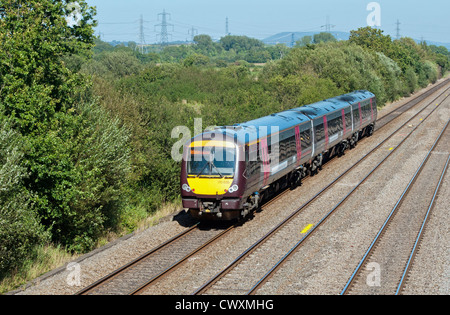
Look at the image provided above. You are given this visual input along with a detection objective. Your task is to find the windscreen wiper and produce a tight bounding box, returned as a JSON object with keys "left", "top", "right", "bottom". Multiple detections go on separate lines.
{"left": 196, "top": 162, "right": 209, "bottom": 178}
{"left": 211, "top": 162, "right": 224, "bottom": 178}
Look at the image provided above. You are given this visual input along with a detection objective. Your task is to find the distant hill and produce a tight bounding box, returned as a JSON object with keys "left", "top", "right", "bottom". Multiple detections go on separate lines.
{"left": 263, "top": 31, "right": 450, "bottom": 51}
{"left": 263, "top": 31, "right": 351, "bottom": 46}
{"left": 421, "top": 40, "right": 450, "bottom": 51}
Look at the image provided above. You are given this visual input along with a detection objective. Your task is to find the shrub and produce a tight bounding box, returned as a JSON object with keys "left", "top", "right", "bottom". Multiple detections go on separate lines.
{"left": 84, "top": 51, "right": 142, "bottom": 78}
{"left": 422, "top": 60, "right": 439, "bottom": 84}
{"left": 404, "top": 67, "right": 419, "bottom": 94}
{"left": 0, "top": 121, "right": 49, "bottom": 274}
{"left": 24, "top": 102, "right": 132, "bottom": 253}
{"left": 183, "top": 53, "right": 210, "bottom": 67}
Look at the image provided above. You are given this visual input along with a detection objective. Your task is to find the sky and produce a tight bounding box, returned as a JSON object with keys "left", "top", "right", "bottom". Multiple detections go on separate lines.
{"left": 86, "top": 0, "right": 450, "bottom": 44}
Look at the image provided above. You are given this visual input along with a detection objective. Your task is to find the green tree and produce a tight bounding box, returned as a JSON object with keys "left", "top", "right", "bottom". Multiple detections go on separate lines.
{"left": 38, "top": 102, "right": 131, "bottom": 252}
{"left": 295, "top": 36, "right": 312, "bottom": 47}
{"left": 0, "top": 121, "right": 49, "bottom": 274}
{"left": 313, "top": 32, "right": 337, "bottom": 44}
{"left": 349, "top": 27, "right": 393, "bottom": 53}
{"left": 0, "top": 1, "right": 133, "bottom": 253}
{"left": 220, "top": 35, "right": 265, "bottom": 53}
{"left": 93, "top": 50, "right": 142, "bottom": 77}
{"left": 193, "top": 34, "right": 220, "bottom": 56}
{"left": 183, "top": 53, "right": 210, "bottom": 67}
{"left": 0, "top": 0, "right": 97, "bottom": 134}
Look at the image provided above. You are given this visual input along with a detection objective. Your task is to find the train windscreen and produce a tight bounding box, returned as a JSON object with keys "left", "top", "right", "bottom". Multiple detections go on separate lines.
{"left": 188, "top": 146, "right": 236, "bottom": 178}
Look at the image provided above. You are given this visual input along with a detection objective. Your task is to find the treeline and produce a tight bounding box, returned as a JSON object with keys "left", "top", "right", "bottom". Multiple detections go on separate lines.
{"left": 93, "top": 34, "right": 290, "bottom": 66}
{"left": 1, "top": 0, "right": 450, "bottom": 288}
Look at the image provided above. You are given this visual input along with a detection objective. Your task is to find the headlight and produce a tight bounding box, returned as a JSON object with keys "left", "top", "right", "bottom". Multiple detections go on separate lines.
{"left": 182, "top": 184, "right": 191, "bottom": 192}
{"left": 228, "top": 185, "right": 239, "bottom": 193}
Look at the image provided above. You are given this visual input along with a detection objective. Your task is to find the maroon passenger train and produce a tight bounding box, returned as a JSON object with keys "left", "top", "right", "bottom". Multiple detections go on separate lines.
{"left": 181, "top": 90, "right": 377, "bottom": 220}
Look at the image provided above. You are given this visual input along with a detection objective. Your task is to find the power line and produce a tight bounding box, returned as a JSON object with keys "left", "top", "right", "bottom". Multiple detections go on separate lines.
{"left": 321, "top": 15, "right": 335, "bottom": 33}
{"left": 155, "top": 9, "right": 174, "bottom": 46}
{"left": 98, "top": 22, "right": 139, "bottom": 25}
{"left": 188, "top": 26, "right": 198, "bottom": 42}
{"left": 137, "top": 15, "right": 146, "bottom": 53}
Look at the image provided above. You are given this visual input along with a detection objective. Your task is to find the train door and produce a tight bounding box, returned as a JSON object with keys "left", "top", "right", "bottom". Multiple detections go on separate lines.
{"left": 302, "top": 123, "right": 313, "bottom": 162}
{"left": 323, "top": 115, "right": 329, "bottom": 151}
{"left": 260, "top": 137, "right": 270, "bottom": 187}
{"left": 358, "top": 102, "right": 363, "bottom": 128}
{"left": 342, "top": 109, "right": 347, "bottom": 137}
{"left": 294, "top": 126, "right": 302, "bottom": 167}
{"left": 352, "top": 103, "right": 360, "bottom": 131}
{"left": 313, "top": 117, "right": 327, "bottom": 155}
{"left": 350, "top": 105, "right": 354, "bottom": 132}
{"left": 370, "top": 98, "right": 374, "bottom": 122}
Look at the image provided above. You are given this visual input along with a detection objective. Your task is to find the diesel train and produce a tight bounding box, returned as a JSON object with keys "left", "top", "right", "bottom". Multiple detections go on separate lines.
{"left": 181, "top": 90, "right": 377, "bottom": 220}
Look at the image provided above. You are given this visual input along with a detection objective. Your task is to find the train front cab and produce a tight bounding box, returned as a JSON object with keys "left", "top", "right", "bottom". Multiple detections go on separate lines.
{"left": 181, "top": 138, "right": 246, "bottom": 220}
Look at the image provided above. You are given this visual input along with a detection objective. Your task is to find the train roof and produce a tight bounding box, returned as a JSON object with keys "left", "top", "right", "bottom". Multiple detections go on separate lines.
{"left": 196, "top": 90, "right": 375, "bottom": 146}
{"left": 294, "top": 90, "right": 375, "bottom": 118}
{"left": 205, "top": 109, "right": 309, "bottom": 145}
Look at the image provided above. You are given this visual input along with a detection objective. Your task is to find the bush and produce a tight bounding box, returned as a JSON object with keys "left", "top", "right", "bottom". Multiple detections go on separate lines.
{"left": 266, "top": 73, "right": 343, "bottom": 107}
{"left": 24, "top": 102, "right": 132, "bottom": 253}
{"left": 183, "top": 53, "right": 210, "bottom": 67}
{"left": 263, "top": 42, "right": 394, "bottom": 105}
{"left": 83, "top": 50, "right": 142, "bottom": 78}
{"left": 0, "top": 121, "right": 49, "bottom": 274}
{"left": 404, "top": 67, "right": 419, "bottom": 94}
{"left": 374, "top": 52, "right": 404, "bottom": 102}
{"left": 422, "top": 60, "right": 439, "bottom": 84}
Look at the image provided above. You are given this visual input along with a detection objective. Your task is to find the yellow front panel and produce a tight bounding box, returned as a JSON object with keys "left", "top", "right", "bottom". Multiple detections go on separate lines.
{"left": 187, "top": 177, "right": 234, "bottom": 196}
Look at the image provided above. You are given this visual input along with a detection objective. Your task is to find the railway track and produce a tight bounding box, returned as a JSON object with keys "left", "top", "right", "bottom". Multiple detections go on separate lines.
{"left": 375, "top": 78, "right": 450, "bottom": 130}
{"left": 396, "top": 153, "right": 450, "bottom": 295}
{"left": 341, "top": 120, "right": 450, "bottom": 295}
{"left": 193, "top": 87, "right": 450, "bottom": 295}
{"left": 76, "top": 223, "right": 234, "bottom": 295}
{"left": 76, "top": 80, "right": 450, "bottom": 296}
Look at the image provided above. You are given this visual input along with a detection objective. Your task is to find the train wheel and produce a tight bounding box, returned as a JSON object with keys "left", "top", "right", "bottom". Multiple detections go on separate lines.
{"left": 291, "top": 170, "right": 303, "bottom": 189}
{"left": 350, "top": 133, "right": 359, "bottom": 149}
{"left": 318, "top": 154, "right": 323, "bottom": 171}
{"left": 338, "top": 141, "right": 348, "bottom": 157}
{"left": 367, "top": 124, "right": 375, "bottom": 137}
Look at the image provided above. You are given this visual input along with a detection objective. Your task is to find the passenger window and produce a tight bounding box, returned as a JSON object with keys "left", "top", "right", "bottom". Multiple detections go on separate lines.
{"left": 301, "top": 129, "right": 311, "bottom": 150}
{"left": 315, "top": 123, "right": 324, "bottom": 142}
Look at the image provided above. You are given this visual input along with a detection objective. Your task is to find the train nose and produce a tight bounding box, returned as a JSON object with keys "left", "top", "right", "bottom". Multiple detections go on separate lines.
{"left": 186, "top": 177, "right": 234, "bottom": 196}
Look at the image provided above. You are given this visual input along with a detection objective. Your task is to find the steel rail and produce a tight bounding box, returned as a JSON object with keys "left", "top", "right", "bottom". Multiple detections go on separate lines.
{"left": 341, "top": 119, "right": 450, "bottom": 295}
{"left": 248, "top": 94, "right": 449, "bottom": 296}
{"left": 130, "top": 224, "right": 235, "bottom": 295}
{"left": 75, "top": 223, "right": 200, "bottom": 295}
{"left": 375, "top": 78, "right": 450, "bottom": 131}
{"left": 395, "top": 153, "right": 450, "bottom": 295}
